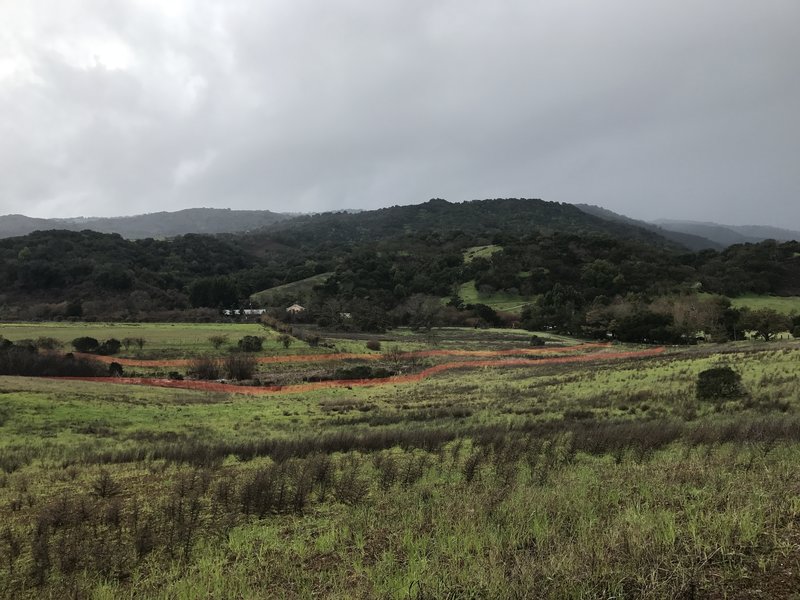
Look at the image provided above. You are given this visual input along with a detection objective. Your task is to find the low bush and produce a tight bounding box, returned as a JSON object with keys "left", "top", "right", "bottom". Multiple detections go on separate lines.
{"left": 224, "top": 353, "right": 257, "bottom": 380}
{"left": 34, "top": 337, "right": 63, "bottom": 351}
{"left": 0, "top": 343, "right": 108, "bottom": 377}
{"left": 208, "top": 335, "right": 229, "bottom": 349}
{"left": 696, "top": 367, "right": 744, "bottom": 402}
{"left": 237, "top": 336, "right": 264, "bottom": 352}
{"left": 72, "top": 337, "right": 100, "bottom": 353}
{"left": 189, "top": 356, "right": 221, "bottom": 380}
{"left": 108, "top": 362, "right": 124, "bottom": 377}
{"left": 97, "top": 338, "right": 121, "bottom": 356}
{"left": 529, "top": 335, "right": 545, "bottom": 347}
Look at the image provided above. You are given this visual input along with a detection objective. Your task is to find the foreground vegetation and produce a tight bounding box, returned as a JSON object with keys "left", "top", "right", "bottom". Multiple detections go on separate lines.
{"left": 1, "top": 323, "right": 800, "bottom": 597}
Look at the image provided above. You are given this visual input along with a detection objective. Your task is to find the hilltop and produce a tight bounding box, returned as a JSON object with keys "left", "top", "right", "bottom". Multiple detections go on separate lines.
{"left": 1, "top": 198, "right": 798, "bottom": 337}
{"left": 0, "top": 208, "right": 293, "bottom": 240}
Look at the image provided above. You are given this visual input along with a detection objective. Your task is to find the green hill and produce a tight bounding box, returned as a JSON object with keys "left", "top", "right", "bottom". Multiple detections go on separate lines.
{"left": 251, "top": 273, "right": 333, "bottom": 306}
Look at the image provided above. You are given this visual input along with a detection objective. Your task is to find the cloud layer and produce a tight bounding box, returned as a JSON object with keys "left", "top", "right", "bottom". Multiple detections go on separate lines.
{"left": 1, "top": 0, "right": 798, "bottom": 226}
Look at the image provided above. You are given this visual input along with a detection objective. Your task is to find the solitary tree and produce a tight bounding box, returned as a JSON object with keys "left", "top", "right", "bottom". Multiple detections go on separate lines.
{"left": 696, "top": 367, "right": 744, "bottom": 402}
{"left": 740, "top": 308, "right": 791, "bottom": 341}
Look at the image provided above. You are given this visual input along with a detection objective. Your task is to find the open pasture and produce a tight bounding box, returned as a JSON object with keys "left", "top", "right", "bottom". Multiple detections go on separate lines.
{"left": 0, "top": 321, "right": 375, "bottom": 359}
{"left": 1, "top": 325, "right": 800, "bottom": 598}
{"left": 457, "top": 281, "right": 530, "bottom": 314}
{"left": 729, "top": 294, "right": 800, "bottom": 315}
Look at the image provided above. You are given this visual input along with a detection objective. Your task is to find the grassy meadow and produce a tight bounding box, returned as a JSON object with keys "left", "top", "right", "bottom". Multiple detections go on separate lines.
{"left": 0, "top": 321, "right": 377, "bottom": 358}
{"left": 457, "top": 281, "right": 529, "bottom": 314}
{"left": 1, "top": 323, "right": 800, "bottom": 598}
{"left": 729, "top": 294, "right": 800, "bottom": 315}
{"left": 250, "top": 273, "right": 333, "bottom": 306}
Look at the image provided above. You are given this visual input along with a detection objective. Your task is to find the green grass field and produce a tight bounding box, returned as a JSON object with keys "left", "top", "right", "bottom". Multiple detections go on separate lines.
{"left": 729, "top": 294, "right": 800, "bottom": 314}
{"left": 462, "top": 244, "right": 503, "bottom": 263}
{"left": 2, "top": 324, "right": 800, "bottom": 597}
{"left": 0, "top": 321, "right": 380, "bottom": 358}
{"left": 457, "top": 280, "right": 531, "bottom": 314}
{"left": 250, "top": 272, "right": 333, "bottom": 306}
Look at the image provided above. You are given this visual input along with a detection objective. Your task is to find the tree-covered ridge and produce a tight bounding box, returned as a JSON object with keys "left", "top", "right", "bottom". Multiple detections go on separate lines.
{"left": 245, "top": 198, "right": 685, "bottom": 251}
{"left": 0, "top": 200, "right": 798, "bottom": 329}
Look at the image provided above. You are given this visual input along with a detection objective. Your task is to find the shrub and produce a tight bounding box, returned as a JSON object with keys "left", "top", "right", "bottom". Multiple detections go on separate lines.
{"left": 189, "top": 356, "right": 221, "bottom": 380}
{"left": 237, "top": 336, "right": 264, "bottom": 352}
{"left": 34, "top": 337, "right": 63, "bottom": 351}
{"left": 696, "top": 367, "right": 744, "bottom": 402}
{"left": 91, "top": 470, "right": 121, "bottom": 498}
{"left": 366, "top": 340, "right": 381, "bottom": 351}
{"left": 208, "top": 335, "right": 229, "bottom": 349}
{"left": 97, "top": 339, "right": 121, "bottom": 355}
{"left": 224, "top": 353, "right": 257, "bottom": 380}
{"left": 529, "top": 335, "right": 545, "bottom": 347}
{"left": 72, "top": 337, "right": 100, "bottom": 353}
{"left": 0, "top": 344, "right": 108, "bottom": 377}
{"left": 383, "top": 346, "right": 404, "bottom": 364}
{"left": 277, "top": 334, "right": 292, "bottom": 349}
{"left": 108, "top": 362, "right": 123, "bottom": 377}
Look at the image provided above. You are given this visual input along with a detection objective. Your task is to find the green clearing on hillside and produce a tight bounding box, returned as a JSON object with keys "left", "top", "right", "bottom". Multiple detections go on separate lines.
{"left": 462, "top": 244, "right": 502, "bottom": 263}
{"left": 729, "top": 294, "right": 800, "bottom": 314}
{"left": 457, "top": 280, "right": 531, "bottom": 314}
{"left": 250, "top": 272, "right": 332, "bottom": 306}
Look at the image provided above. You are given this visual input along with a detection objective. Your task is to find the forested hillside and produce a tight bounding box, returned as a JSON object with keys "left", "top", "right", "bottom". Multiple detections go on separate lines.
{"left": 1, "top": 199, "right": 798, "bottom": 339}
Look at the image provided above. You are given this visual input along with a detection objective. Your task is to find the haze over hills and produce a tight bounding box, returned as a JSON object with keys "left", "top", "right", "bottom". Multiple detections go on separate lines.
{"left": 2, "top": 201, "right": 797, "bottom": 252}
{"left": 0, "top": 208, "right": 293, "bottom": 240}
{"left": 653, "top": 219, "right": 800, "bottom": 248}
{"left": 574, "top": 205, "right": 723, "bottom": 251}
{"left": 241, "top": 198, "right": 686, "bottom": 252}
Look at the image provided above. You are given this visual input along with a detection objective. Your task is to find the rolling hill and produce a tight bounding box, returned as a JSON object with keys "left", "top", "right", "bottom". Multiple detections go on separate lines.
{"left": 653, "top": 219, "right": 800, "bottom": 247}
{"left": 575, "top": 204, "right": 722, "bottom": 251}
{"left": 0, "top": 208, "right": 294, "bottom": 240}
{"left": 2, "top": 198, "right": 799, "bottom": 325}
{"left": 242, "top": 198, "right": 688, "bottom": 252}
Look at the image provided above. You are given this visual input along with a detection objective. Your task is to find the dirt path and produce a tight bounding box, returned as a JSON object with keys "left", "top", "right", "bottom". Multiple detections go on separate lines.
{"left": 74, "top": 343, "right": 610, "bottom": 368}
{"left": 59, "top": 346, "right": 665, "bottom": 396}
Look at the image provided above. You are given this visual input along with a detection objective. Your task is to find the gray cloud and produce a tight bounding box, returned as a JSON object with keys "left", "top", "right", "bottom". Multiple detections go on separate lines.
{"left": 0, "top": 0, "right": 798, "bottom": 227}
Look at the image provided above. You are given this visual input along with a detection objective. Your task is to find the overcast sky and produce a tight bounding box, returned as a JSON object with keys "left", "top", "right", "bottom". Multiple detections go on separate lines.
{"left": 1, "top": 1, "right": 798, "bottom": 226}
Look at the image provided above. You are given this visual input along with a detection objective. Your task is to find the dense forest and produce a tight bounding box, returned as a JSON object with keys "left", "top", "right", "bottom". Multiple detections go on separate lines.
{"left": 1, "top": 199, "right": 798, "bottom": 341}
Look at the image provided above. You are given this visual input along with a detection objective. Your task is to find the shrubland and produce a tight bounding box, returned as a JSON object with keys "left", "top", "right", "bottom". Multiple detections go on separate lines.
{"left": 1, "top": 337, "right": 800, "bottom": 598}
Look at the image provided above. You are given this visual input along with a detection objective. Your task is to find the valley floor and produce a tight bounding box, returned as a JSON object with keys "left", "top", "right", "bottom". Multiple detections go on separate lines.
{"left": 1, "top": 324, "right": 799, "bottom": 598}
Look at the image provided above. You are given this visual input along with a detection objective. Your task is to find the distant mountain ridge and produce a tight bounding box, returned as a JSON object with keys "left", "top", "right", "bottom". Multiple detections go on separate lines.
{"left": 574, "top": 204, "right": 722, "bottom": 251}
{"left": 0, "top": 208, "right": 294, "bottom": 239}
{"left": 653, "top": 219, "right": 800, "bottom": 247}
{"left": 246, "top": 197, "right": 687, "bottom": 251}
{"left": 3, "top": 200, "right": 797, "bottom": 250}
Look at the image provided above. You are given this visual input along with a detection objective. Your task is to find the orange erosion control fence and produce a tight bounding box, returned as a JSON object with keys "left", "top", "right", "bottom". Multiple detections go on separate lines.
{"left": 73, "top": 343, "right": 611, "bottom": 369}
{"left": 58, "top": 346, "right": 665, "bottom": 396}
